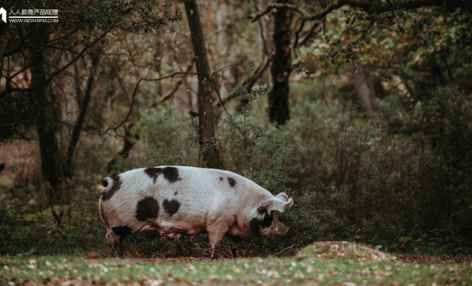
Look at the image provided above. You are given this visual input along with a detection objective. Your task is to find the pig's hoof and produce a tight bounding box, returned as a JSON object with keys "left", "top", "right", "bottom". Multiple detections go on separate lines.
{"left": 211, "top": 250, "right": 219, "bottom": 259}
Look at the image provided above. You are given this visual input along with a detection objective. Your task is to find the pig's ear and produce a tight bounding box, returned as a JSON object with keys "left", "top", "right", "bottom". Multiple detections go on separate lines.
{"left": 264, "top": 193, "right": 294, "bottom": 215}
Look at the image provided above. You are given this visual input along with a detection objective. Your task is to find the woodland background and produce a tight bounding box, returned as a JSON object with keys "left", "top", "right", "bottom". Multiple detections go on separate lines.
{"left": 0, "top": 0, "right": 471, "bottom": 258}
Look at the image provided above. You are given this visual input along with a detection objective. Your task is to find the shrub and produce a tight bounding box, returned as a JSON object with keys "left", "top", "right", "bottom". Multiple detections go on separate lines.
{"left": 2, "top": 82, "right": 471, "bottom": 256}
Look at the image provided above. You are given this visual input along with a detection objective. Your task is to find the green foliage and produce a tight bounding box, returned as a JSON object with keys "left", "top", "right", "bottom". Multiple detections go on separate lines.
{"left": 224, "top": 67, "right": 300, "bottom": 193}
{"left": 0, "top": 204, "right": 27, "bottom": 250}
{"left": 220, "top": 68, "right": 313, "bottom": 251}
{"left": 224, "top": 66, "right": 268, "bottom": 161}
{"left": 2, "top": 83, "right": 472, "bottom": 257}
{"left": 399, "top": 88, "right": 472, "bottom": 254}
{"left": 136, "top": 107, "right": 199, "bottom": 167}
{"left": 241, "top": 84, "right": 472, "bottom": 255}
{"left": 3, "top": 0, "right": 472, "bottom": 260}
{"left": 0, "top": 201, "right": 105, "bottom": 255}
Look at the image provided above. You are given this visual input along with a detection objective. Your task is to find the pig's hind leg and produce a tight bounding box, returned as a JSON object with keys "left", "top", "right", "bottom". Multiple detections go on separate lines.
{"left": 106, "top": 230, "right": 120, "bottom": 257}
{"left": 106, "top": 229, "right": 129, "bottom": 257}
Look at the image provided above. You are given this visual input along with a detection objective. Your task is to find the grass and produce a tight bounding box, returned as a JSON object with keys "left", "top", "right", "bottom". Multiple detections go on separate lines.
{"left": 1, "top": 255, "right": 471, "bottom": 285}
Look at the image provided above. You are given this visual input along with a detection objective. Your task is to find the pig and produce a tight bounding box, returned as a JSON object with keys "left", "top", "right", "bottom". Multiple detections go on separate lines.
{"left": 97, "top": 166, "right": 294, "bottom": 257}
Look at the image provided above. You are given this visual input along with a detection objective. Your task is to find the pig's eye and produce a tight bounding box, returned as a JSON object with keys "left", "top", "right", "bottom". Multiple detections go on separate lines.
{"left": 260, "top": 211, "right": 273, "bottom": 228}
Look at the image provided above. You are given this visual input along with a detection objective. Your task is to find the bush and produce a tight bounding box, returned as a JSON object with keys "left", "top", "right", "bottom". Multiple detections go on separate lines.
{"left": 1, "top": 83, "right": 471, "bottom": 257}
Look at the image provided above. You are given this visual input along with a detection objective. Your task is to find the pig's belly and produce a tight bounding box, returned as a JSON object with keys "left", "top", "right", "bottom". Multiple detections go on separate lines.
{"left": 134, "top": 217, "right": 205, "bottom": 240}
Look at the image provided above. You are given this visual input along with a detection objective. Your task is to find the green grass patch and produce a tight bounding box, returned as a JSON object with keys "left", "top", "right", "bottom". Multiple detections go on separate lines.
{"left": 1, "top": 256, "right": 471, "bottom": 285}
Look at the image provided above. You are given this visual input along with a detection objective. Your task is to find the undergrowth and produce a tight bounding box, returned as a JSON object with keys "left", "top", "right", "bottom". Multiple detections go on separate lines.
{"left": 1, "top": 81, "right": 471, "bottom": 257}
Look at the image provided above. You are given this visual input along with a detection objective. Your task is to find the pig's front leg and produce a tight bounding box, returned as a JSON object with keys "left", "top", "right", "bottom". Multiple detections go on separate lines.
{"left": 207, "top": 225, "right": 228, "bottom": 259}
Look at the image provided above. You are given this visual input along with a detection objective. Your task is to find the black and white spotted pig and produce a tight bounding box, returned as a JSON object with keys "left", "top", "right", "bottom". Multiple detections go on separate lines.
{"left": 97, "top": 166, "right": 293, "bottom": 257}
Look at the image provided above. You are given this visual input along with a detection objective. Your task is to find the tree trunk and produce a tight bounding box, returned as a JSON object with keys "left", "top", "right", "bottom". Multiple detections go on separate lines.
{"left": 354, "top": 67, "right": 374, "bottom": 119}
{"left": 30, "top": 25, "right": 64, "bottom": 205}
{"left": 184, "top": 0, "right": 222, "bottom": 169}
{"left": 0, "top": 25, "right": 9, "bottom": 74}
{"left": 64, "top": 52, "right": 101, "bottom": 178}
{"left": 268, "top": 0, "right": 292, "bottom": 126}
{"left": 216, "top": 0, "right": 235, "bottom": 96}
{"left": 431, "top": 62, "right": 447, "bottom": 87}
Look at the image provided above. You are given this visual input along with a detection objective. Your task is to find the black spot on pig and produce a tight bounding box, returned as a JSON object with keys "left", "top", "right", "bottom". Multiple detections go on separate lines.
{"left": 219, "top": 177, "right": 223, "bottom": 181}
{"left": 227, "top": 177, "right": 236, "bottom": 187}
{"left": 102, "top": 176, "right": 122, "bottom": 201}
{"left": 145, "top": 167, "right": 181, "bottom": 184}
{"left": 145, "top": 167, "right": 162, "bottom": 183}
{"left": 260, "top": 213, "right": 273, "bottom": 228}
{"left": 250, "top": 218, "right": 260, "bottom": 235}
{"left": 163, "top": 167, "right": 181, "bottom": 183}
{"left": 249, "top": 212, "right": 273, "bottom": 235}
{"left": 174, "top": 191, "right": 178, "bottom": 195}
{"left": 102, "top": 179, "right": 108, "bottom": 187}
{"left": 135, "top": 197, "right": 159, "bottom": 221}
{"left": 112, "top": 226, "right": 132, "bottom": 237}
{"left": 163, "top": 199, "right": 181, "bottom": 216}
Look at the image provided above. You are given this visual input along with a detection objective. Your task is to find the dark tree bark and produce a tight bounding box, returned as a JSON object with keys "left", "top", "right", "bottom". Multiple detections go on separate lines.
{"left": 268, "top": 0, "right": 292, "bottom": 126}
{"left": 184, "top": 0, "right": 222, "bottom": 169}
{"left": 30, "top": 25, "right": 64, "bottom": 205}
{"left": 64, "top": 52, "right": 101, "bottom": 178}
{"left": 0, "top": 25, "right": 8, "bottom": 73}
{"left": 107, "top": 123, "right": 136, "bottom": 174}
{"left": 431, "top": 63, "right": 447, "bottom": 88}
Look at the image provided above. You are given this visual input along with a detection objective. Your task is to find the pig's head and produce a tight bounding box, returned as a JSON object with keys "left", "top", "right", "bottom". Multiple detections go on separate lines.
{"left": 248, "top": 193, "right": 293, "bottom": 238}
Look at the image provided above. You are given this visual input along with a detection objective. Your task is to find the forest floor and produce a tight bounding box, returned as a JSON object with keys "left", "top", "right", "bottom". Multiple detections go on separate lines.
{"left": 1, "top": 253, "right": 472, "bottom": 285}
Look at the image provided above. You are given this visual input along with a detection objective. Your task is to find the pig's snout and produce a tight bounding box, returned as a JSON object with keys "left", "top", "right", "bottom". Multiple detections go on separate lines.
{"left": 271, "top": 217, "right": 290, "bottom": 237}
{"left": 274, "top": 226, "right": 290, "bottom": 236}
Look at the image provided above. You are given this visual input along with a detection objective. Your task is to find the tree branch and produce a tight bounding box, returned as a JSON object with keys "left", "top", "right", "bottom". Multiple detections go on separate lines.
{"left": 250, "top": 1, "right": 346, "bottom": 22}
{"left": 65, "top": 53, "right": 101, "bottom": 178}
{"left": 212, "top": 56, "right": 272, "bottom": 111}
{"left": 294, "top": 20, "right": 305, "bottom": 48}
{"left": 152, "top": 59, "right": 196, "bottom": 106}
{"left": 299, "top": 22, "right": 320, "bottom": 46}
{"left": 4, "top": 27, "right": 26, "bottom": 57}
{"left": 249, "top": 0, "right": 469, "bottom": 22}
{"left": 97, "top": 70, "right": 196, "bottom": 135}
{"left": 0, "top": 32, "right": 108, "bottom": 100}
